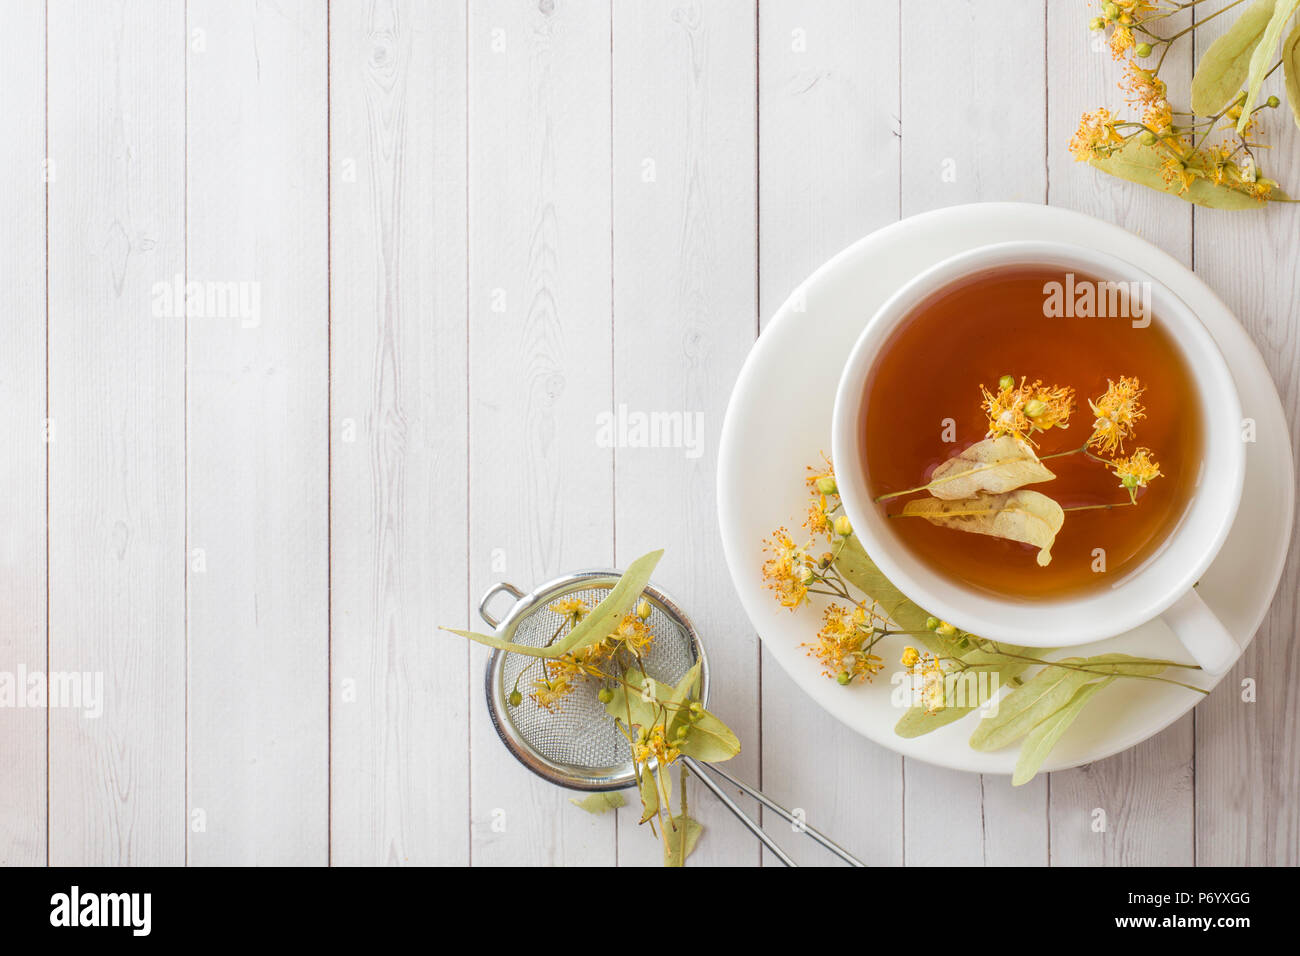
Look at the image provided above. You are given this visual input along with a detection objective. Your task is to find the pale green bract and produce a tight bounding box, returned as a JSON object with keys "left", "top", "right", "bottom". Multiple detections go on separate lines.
{"left": 1012, "top": 679, "right": 1114, "bottom": 786}
{"left": 1239, "top": 0, "right": 1300, "bottom": 133}
{"left": 570, "top": 792, "right": 625, "bottom": 814}
{"left": 1190, "top": 0, "right": 1278, "bottom": 115}
{"left": 922, "top": 436, "right": 1056, "bottom": 500}
{"left": 442, "top": 549, "right": 663, "bottom": 658}
{"left": 830, "top": 534, "right": 1203, "bottom": 785}
{"left": 663, "top": 814, "right": 703, "bottom": 867}
{"left": 1284, "top": 21, "right": 1300, "bottom": 130}
{"left": 1089, "top": 139, "right": 1284, "bottom": 209}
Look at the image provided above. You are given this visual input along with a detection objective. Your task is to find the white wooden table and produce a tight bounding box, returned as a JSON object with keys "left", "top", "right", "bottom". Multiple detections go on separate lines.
{"left": 1, "top": 0, "right": 1295, "bottom": 867}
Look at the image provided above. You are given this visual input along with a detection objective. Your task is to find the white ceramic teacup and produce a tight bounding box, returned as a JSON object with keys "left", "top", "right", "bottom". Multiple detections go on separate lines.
{"left": 831, "top": 240, "right": 1245, "bottom": 674}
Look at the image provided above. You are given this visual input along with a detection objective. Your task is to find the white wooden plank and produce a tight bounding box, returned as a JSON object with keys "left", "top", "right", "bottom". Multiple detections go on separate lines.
{"left": 467, "top": 0, "right": 616, "bottom": 866}
{"left": 185, "top": 0, "right": 329, "bottom": 865}
{"left": 0, "top": 0, "right": 48, "bottom": 867}
{"left": 1045, "top": 2, "right": 1196, "bottom": 865}
{"left": 758, "top": 0, "right": 904, "bottom": 866}
{"left": 611, "top": 0, "right": 759, "bottom": 867}
{"left": 330, "top": 0, "right": 470, "bottom": 866}
{"left": 1190, "top": 8, "right": 1300, "bottom": 867}
{"left": 46, "top": 0, "right": 186, "bottom": 865}
{"left": 899, "top": 0, "right": 1049, "bottom": 867}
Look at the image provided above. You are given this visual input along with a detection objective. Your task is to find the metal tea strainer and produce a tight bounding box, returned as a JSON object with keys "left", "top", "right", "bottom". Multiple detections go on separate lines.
{"left": 479, "top": 569, "right": 865, "bottom": 867}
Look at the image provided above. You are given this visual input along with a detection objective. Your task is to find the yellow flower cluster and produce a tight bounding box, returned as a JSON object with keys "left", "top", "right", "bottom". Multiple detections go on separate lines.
{"left": 1069, "top": 107, "right": 1125, "bottom": 162}
{"left": 901, "top": 646, "right": 949, "bottom": 715}
{"left": 801, "top": 602, "right": 886, "bottom": 685}
{"left": 527, "top": 602, "right": 656, "bottom": 713}
{"left": 1109, "top": 447, "right": 1162, "bottom": 502}
{"left": 981, "top": 377, "right": 1076, "bottom": 444}
{"left": 634, "top": 723, "right": 681, "bottom": 768}
{"left": 1076, "top": 1, "right": 1282, "bottom": 204}
{"left": 761, "top": 528, "right": 815, "bottom": 610}
{"left": 1087, "top": 376, "right": 1145, "bottom": 456}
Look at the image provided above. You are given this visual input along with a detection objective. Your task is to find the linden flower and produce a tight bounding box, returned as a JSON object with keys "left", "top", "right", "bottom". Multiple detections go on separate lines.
{"left": 981, "top": 378, "right": 1075, "bottom": 443}
{"left": 549, "top": 597, "right": 588, "bottom": 624}
{"left": 1070, "top": 108, "right": 1125, "bottom": 161}
{"left": 634, "top": 723, "right": 681, "bottom": 767}
{"left": 761, "top": 528, "right": 815, "bottom": 610}
{"left": 1144, "top": 98, "right": 1173, "bottom": 133}
{"left": 1110, "top": 447, "right": 1162, "bottom": 503}
{"left": 802, "top": 602, "right": 885, "bottom": 684}
{"left": 805, "top": 453, "right": 836, "bottom": 493}
{"left": 1108, "top": 23, "right": 1135, "bottom": 60}
{"left": 530, "top": 661, "right": 577, "bottom": 713}
{"left": 901, "top": 648, "right": 948, "bottom": 715}
{"left": 1122, "top": 61, "right": 1166, "bottom": 109}
{"left": 1088, "top": 376, "right": 1146, "bottom": 455}
{"left": 610, "top": 611, "right": 654, "bottom": 655}
{"left": 805, "top": 493, "right": 833, "bottom": 540}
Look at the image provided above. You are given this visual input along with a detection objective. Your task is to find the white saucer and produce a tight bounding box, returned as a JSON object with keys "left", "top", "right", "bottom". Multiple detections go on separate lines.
{"left": 717, "top": 203, "right": 1295, "bottom": 775}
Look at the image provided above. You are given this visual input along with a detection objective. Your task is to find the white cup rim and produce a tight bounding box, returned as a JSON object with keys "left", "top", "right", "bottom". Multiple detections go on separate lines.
{"left": 830, "top": 239, "right": 1245, "bottom": 648}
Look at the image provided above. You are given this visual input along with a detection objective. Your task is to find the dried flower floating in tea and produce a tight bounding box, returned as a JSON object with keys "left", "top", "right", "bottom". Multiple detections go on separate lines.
{"left": 874, "top": 376, "right": 1163, "bottom": 564}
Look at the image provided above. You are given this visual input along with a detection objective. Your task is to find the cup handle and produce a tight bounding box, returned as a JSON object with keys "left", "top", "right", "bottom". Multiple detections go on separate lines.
{"left": 1160, "top": 587, "right": 1238, "bottom": 675}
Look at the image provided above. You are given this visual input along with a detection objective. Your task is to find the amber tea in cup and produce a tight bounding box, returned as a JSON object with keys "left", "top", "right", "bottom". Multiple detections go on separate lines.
{"left": 861, "top": 264, "right": 1204, "bottom": 599}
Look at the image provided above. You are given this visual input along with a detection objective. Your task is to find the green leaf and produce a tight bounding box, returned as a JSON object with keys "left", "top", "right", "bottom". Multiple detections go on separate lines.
{"left": 1240, "top": 0, "right": 1300, "bottom": 132}
{"left": 918, "top": 437, "right": 1056, "bottom": 501}
{"left": 1064, "top": 652, "right": 1174, "bottom": 678}
{"left": 1089, "top": 139, "right": 1283, "bottom": 209}
{"left": 1191, "top": 0, "right": 1279, "bottom": 115}
{"left": 1012, "top": 679, "right": 1114, "bottom": 786}
{"left": 835, "top": 534, "right": 1044, "bottom": 665}
{"left": 893, "top": 660, "right": 1036, "bottom": 737}
{"left": 665, "top": 661, "right": 702, "bottom": 736}
{"left": 969, "top": 660, "right": 1097, "bottom": 752}
{"left": 442, "top": 549, "right": 664, "bottom": 658}
{"left": 833, "top": 534, "right": 932, "bottom": 636}
{"left": 894, "top": 701, "right": 978, "bottom": 737}
{"left": 899, "top": 490, "right": 1064, "bottom": 567}
{"left": 636, "top": 766, "right": 659, "bottom": 823}
{"left": 1284, "top": 19, "right": 1300, "bottom": 130}
{"left": 663, "top": 814, "right": 704, "bottom": 867}
{"left": 675, "top": 708, "right": 742, "bottom": 762}
{"left": 604, "top": 667, "right": 662, "bottom": 731}
{"left": 570, "top": 791, "right": 625, "bottom": 814}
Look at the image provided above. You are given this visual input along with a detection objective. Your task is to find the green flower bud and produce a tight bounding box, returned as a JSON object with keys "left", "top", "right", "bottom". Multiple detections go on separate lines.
{"left": 836, "top": 671, "right": 852, "bottom": 686}
{"left": 1089, "top": 16, "right": 1106, "bottom": 30}
{"left": 688, "top": 701, "right": 703, "bottom": 714}
{"left": 815, "top": 475, "right": 838, "bottom": 495}
{"left": 925, "top": 616, "right": 940, "bottom": 631}
{"left": 1267, "top": 95, "right": 1280, "bottom": 108}
{"left": 998, "top": 374, "right": 1015, "bottom": 390}
{"left": 508, "top": 690, "right": 523, "bottom": 707}
{"left": 833, "top": 514, "right": 853, "bottom": 537}
{"left": 636, "top": 599, "right": 652, "bottom": 620}
{"left": 1103, "top": 3, "right": 1119, "bottom": 19}
{"left": 597, "top": 687, "right": 614, "bottom": 704}
{"left": 1140, "top": 131, "right": 1158, "bottom": 145}
{"left": 936, "top": 622, "right": 957, "bottom": 637}
{"left": 1024, "top": 398, "right": 1048, "bottom": 419}
{"left": 1135, "top": 42, "right": 1152, "bottom": 58}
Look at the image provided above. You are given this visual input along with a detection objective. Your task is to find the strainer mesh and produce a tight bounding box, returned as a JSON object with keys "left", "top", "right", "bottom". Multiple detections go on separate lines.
{"left": 497, "top": 584, "right": 698, "bottom": 771}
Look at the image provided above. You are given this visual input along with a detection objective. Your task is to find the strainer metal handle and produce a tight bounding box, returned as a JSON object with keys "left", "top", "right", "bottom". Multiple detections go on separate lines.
{"left": 681, "top": 757, "right": 866, "bottom": 867}
{"left": 479, "top": 581, "right": 525, "bottom": 628}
